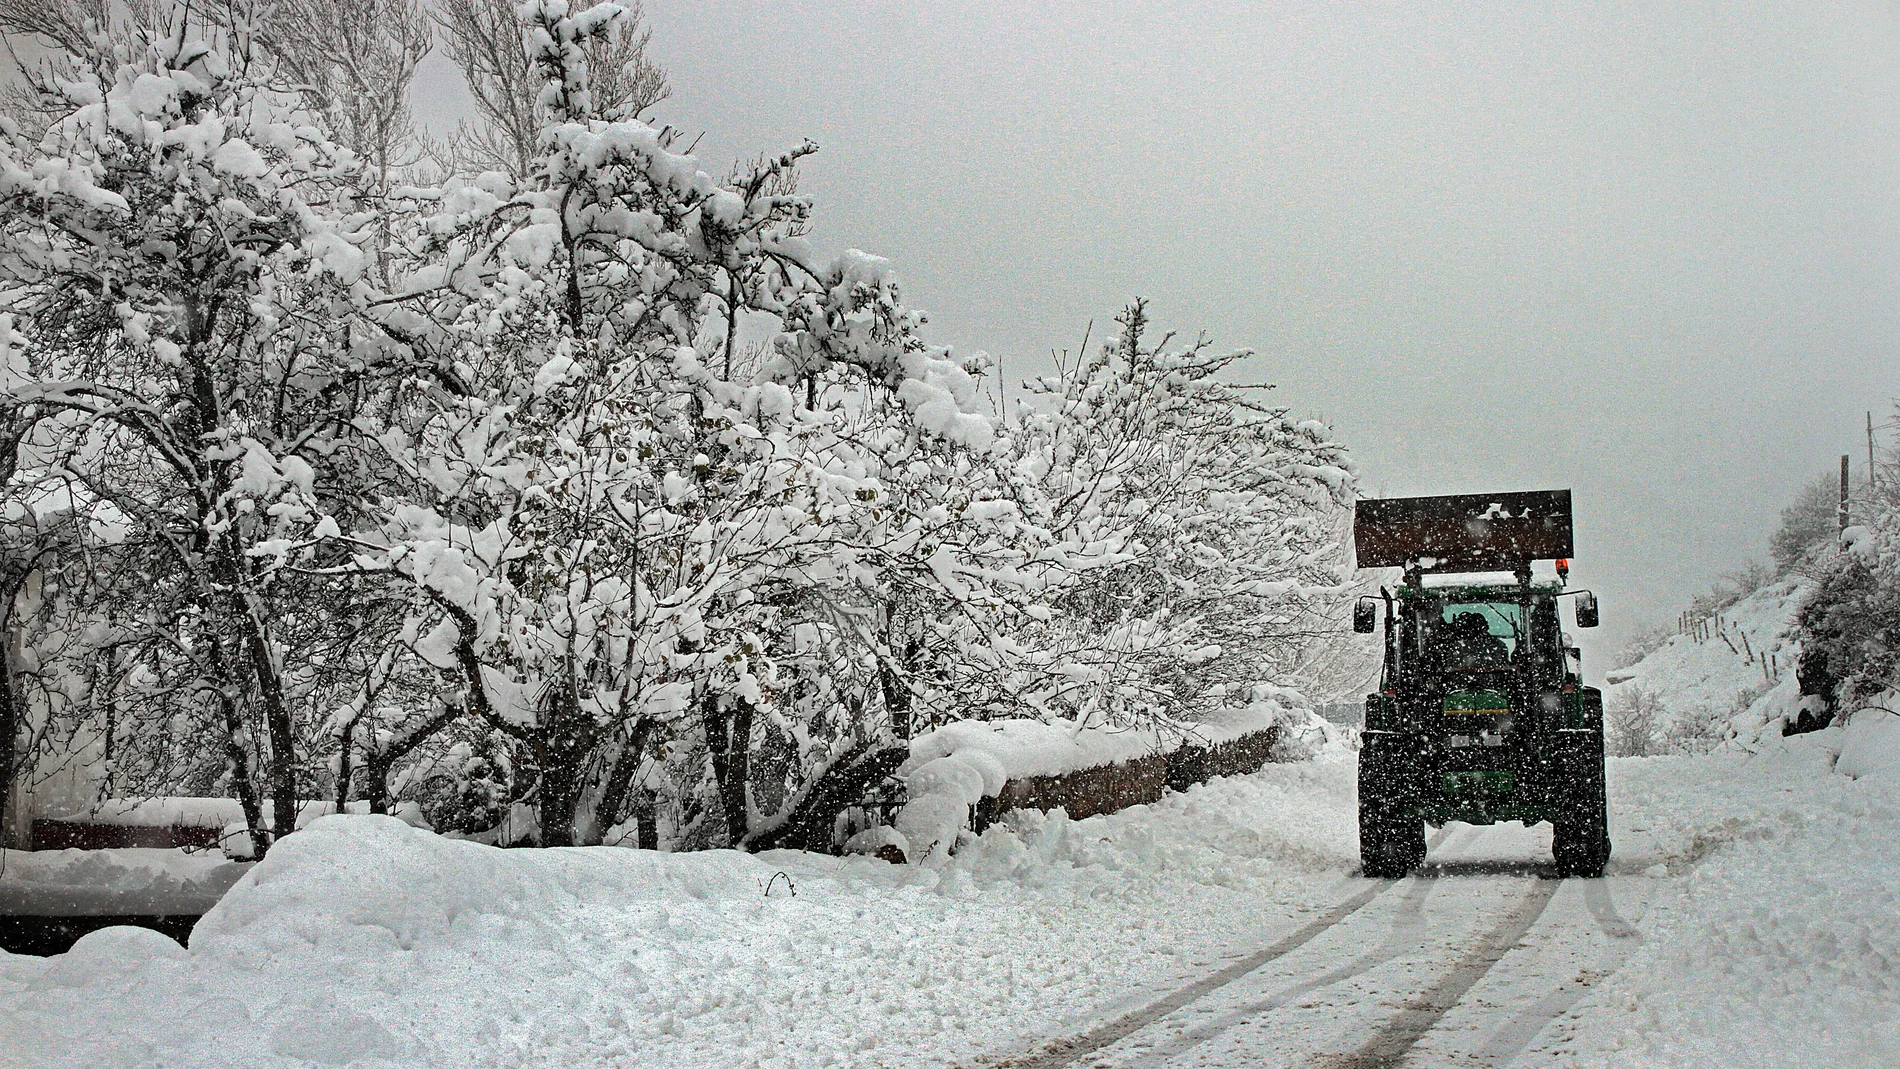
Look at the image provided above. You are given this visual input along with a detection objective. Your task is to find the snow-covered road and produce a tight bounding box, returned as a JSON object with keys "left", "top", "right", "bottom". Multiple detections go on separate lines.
{"left": 987, "top": 723, "right": 1900, "bottom": 1069}
{"left": 997, "top": 821, "right": 1653, "bottom": 1069}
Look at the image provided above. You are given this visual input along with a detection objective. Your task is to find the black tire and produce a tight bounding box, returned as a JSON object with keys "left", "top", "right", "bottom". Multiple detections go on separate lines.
{"left": 1553, "top": 733, "right": 1611, "bottom": 878}
{"left": 1553, "top": 813, "right": 1608, "bottom": 877}
{"left": 1359, "top": 740, "right": 1425, "bottom": 878}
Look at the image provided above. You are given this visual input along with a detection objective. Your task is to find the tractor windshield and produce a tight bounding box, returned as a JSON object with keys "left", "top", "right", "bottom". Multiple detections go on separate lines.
{"left": 1430, "top": 600, "right": 1524, "bottom": 669}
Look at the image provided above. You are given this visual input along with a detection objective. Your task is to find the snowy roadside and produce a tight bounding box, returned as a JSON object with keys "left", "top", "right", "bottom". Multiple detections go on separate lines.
{"left": 1550, "top": 719, "right": 1900, "bottom": 1069}
{"left": 0, "top": 760, "right": 1361, "bottom": 1069}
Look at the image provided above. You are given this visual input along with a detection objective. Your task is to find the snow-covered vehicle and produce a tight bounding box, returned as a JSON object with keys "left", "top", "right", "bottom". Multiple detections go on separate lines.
{"left": 1351, "top": 490, "right": 1610, "bottom": 878}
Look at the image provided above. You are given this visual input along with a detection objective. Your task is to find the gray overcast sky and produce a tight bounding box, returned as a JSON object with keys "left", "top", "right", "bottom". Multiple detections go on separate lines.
{"left": 426, "top": 1, "right": 1900, "bottom": 656}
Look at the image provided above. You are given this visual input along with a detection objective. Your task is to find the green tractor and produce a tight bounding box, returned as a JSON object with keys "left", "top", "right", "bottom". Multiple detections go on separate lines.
{"left": 1351, "top": 490, "right": 1610, "bottom": 878}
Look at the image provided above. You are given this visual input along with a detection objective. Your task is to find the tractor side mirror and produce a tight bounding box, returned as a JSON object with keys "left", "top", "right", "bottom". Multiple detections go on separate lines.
{"left": 1353, "top": 598, "right": 1378, "bottom": 634}
{"left": 1574, "top": 591, "right": 1599, "bottom": 629}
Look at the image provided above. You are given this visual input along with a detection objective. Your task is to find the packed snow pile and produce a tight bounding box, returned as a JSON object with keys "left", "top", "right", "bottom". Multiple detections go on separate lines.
{"left": 0, "top": 849, "right": 249, "bottom": 917}
{"left": 1603, "top": 577, "right": 1808, "bottom": 749}
{"left": 894, "top": 704, "right": 1290, "bottom": 860}
{"left": 1836, "top": 691, "right": 1900, "bottom": 782}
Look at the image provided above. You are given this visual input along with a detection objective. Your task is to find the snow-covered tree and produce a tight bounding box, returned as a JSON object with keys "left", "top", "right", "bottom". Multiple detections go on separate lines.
{"left": 340, "top": 0, "right": 1002, "bottom": 847}
{"left": 434, "top": 0, "right": 668, "bottom": 181}
{"left": 0, "top": 2, "right": 1360, "bottom": 859}
{"left": 0, "top": 8, "right": 405, "bottom": 854}
{"left": 978, "top": 300, "right": 1354, "bottom": 733}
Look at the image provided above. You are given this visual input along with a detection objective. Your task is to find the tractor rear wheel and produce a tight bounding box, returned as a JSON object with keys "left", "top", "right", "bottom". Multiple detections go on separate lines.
{"left": 1359, "top": 743, "right": 1425, "bottom": 878}
{"left": 1553, "top": 734, "right": 1611, "bottom": 878}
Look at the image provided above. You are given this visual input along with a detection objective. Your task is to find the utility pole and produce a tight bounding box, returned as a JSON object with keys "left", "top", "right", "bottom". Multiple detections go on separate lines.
{"left": 1871, "top": 411, "right": 1880, "bottom": 494}
{"left": 1840, "top": 454, "right": 1851, "bottom": 534}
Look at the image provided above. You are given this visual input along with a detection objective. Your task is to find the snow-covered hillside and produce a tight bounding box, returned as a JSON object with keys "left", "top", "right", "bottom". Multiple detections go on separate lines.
{"left": 1603, "top": 577, "right": 1809, "bottom": 748}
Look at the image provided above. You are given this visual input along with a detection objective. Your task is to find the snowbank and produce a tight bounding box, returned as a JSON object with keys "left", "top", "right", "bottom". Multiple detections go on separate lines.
{"left": 1564, "top": 730, "right": 1900, "bottom": 1068}
{"left": 1837, "top": 698, "right": 1900, "bottom": 782}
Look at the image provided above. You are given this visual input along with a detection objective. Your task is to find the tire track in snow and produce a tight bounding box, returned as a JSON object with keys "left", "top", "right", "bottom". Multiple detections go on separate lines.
{"left": 1313, "top": 877, "right": 1562, "bottom": 1069}
{"left": 988, "top": 830, "right": 1460, "bottom": 1069}
{"left": 1108, "top": 874, "right": 1448, "bottom": 1068}
{"left": 1469, "top": 878, "right": 1645, "bottom": 1066}
{"left": 989, "top": 880, "right": 1398, "bottom": 1069}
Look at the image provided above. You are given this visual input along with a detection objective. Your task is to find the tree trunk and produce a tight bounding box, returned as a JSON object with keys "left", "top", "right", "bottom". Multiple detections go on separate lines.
{"left": 218, "top": 688, "right": 268, "bottom": 858}
{"left": 747, "top": 744, "right": 909, "bottom": 853}
{"left": 537, "top": 715, "right": 599, "bottom": 848}
{"left": 879, "top": 641, "right": 918, "bottom": 739}
{"left": 335, "top": 715, "right": 357, "bottom": 813}
{"left": 636, "top": 790, "right": 659, "bottom": 849}
{"left": 590, "top": 717, "right": 653, "bottom": 845}
{"left": 361, "top": 703, "right": 459, "bottom": 819}
{"left": 365, "top": 750, "right": 391, "bottom": 815}
{"left": 0, "top": 615, "right": 21, "bottom": 850}
{"left": 703, "top": 693, "right": 756, "bottom": 847}
{"left": 238, "top": 598, "right": 299, "bottom": 845}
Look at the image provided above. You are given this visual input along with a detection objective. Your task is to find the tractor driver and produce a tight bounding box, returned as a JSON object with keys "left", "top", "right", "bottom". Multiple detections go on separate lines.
{"left": 1441, "top": 610, "right": 1509, "bottom": 670}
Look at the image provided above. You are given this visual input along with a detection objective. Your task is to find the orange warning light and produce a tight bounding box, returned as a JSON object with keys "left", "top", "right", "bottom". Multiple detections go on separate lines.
{"left": 1555, "top": 558, "right": 1570, "bottom": 579}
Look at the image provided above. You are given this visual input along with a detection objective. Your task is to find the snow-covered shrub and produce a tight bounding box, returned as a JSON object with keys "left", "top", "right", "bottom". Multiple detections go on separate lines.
{"left": 1771, "top": 474, "right": 1844, "bottom": 575}
{"left": 1790, "top": 414, "right": 1900, "bottom": 710}
{"left": 1606, "top": 685, "right": 1665, "bottom": 757}
{"left": 1609, "top": 622, "right": 1676, "bottom": 673}
{"left": 1797, "top": 518, "right": 1900, "bottom": 705}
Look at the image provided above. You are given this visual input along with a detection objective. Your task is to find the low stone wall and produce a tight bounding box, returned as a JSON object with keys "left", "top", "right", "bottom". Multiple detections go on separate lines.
{"left": 970, "top": 725, "right": 1281, "bottom": 834}
{"left": 1165, "top": 727, "right": 1283, "bottom": 792}
{"left": 29, "top": 820, "right": 222, "bottom": 851}
{"left": 993, "top": 753, "right": 1170, "bottom": 822}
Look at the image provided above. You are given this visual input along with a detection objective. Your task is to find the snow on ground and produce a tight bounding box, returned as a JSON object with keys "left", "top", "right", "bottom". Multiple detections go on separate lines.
{"left": 3, "top": 703, "right": 1896, "bottom": 1067}
{"left": 0, "top": 848, "right": 249, "bottom": 916}
{"left": 0, "top": 759, "right": 1360, "bottom": 1069}
{"left": 1553, "top": 724, "right": 1900, "bottom": 1068}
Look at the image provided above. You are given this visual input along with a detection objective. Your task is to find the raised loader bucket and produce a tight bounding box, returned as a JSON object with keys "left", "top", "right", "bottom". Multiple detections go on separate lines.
{"left": 1353, "top": 489, "right": 1573, "bottom": 571}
